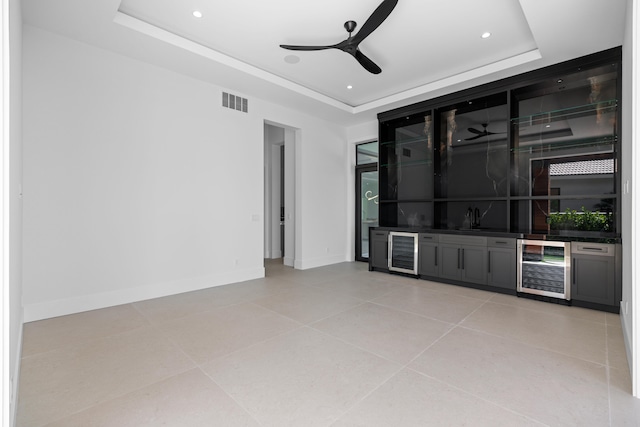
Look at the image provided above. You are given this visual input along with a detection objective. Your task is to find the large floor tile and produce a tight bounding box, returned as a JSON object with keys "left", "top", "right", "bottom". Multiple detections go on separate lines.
{"left": 460, "top": 301, "right": 607, "bottom": 364}
{"left": 409, "top": 327, "right": 610, "bottom": 426}
{"left": 411, "top": 279, "right": 495, "bottom": 301}
{"left": 312, "top": 302, "right": 453, "bottom": 364}
{"left": 252, "top": 286, "right": 364, "bottom": 324}
{"left": 45, "top": 369, "right": 259, "bottom": 427}
{"left": 607, "top": 324, "right": 631, "bottom": 370}
{"left": 201, "top": 327, "right": 401, "bottom": 427}
{"left": 134, "top": 277, "right": 299, "bottom": 324}
{"left": 609, "top": 365, "right": 640, "bottom": 426}
{"left": 17, "top": 326, "right": 195, "bottom": 427}
{"left": 278, "top": 268, "right": 354, "bottom": 287}
{"left": 489, "top": 293, "right": 607, "bottom": 324}
{"left": 157, "top": 302, "right": 300, "bottom": 364}
{"left": 333, "top": 368, "right": 543, "bottom": 426}
{"left": 308, "top": 273, "right": 404, "bottom": 301}
{"left": 22, "top": 304, "right": 150, "bottom": 357}
{"left": 371, "top": 285, "right": 487, "bottom": 324}
{"left": 311, "top": 261, "right": 369, "bottom": 275}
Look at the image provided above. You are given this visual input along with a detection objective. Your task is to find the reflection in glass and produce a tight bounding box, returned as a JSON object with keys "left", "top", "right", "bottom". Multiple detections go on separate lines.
{"left": 435, "top": 201, "right": 507, "bottom": 231}
{"left": 436, "top": 93, "right": 509, "bottom": 199}
{"left": 512, "top": 64, "right": 618, "bottom": 197}
{"left": 379, "top": 114, "right": 433, "bottom": 200}
{"left": 356, "top": 141, "right": 378, "bottom": 165}
{"left": 511, "top": 64, "right": 618, "bottom": 235}
{"left": 380, "top": 202, "right": 432, "bottom": 228}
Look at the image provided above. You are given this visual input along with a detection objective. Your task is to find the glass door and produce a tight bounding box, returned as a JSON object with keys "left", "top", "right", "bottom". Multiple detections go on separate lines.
{"left": 356, "top": 165, "right": 379, "bottom": 261}
{"left": 355, "top": 141, "right": 379, "bottom": 262}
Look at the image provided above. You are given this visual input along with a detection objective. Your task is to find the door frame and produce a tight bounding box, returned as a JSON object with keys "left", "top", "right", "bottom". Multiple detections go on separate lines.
{"left": 355, "top": 163, "right": 378, "bottom": 262}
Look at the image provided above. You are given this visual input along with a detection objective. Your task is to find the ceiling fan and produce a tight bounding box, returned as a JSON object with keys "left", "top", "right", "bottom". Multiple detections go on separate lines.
{"left": 465, "top": 123, "right": 506, "bottom": 140}
{"left": 279, "top": 0, "right": 398, "bottom": 74}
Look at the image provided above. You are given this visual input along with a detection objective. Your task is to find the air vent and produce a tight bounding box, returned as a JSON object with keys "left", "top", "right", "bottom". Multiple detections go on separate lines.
{"left": 222, "top": 92, "right": 248, "bottom": 113}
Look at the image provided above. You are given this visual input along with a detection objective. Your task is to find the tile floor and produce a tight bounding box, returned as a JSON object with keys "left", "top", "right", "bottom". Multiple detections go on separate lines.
{"left": 17, "top": 259, "right": 640, "bottom": 426}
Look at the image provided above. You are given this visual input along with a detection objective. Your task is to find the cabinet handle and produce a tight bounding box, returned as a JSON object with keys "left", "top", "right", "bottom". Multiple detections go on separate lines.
{"left": 435, "top": 249, "right": 438, "bottom": 267}
{"left": 461, "top": 248, "right": 465, "bottom": 270}
{"left": 582, "top": 246, "right": 603, "bottom": 252}
{"left": 488, "top": 251, "right": 491, "bottom": 273}
{"left": 457, "top": 248, "right": 460, "bottom": 269}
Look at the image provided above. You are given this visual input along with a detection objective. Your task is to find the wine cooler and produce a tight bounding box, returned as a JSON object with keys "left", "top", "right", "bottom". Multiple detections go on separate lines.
{"left": 517, "top": 239, "right": 571, "bottom": 300}
{"left": 388, "top": 232, "right": 418, "bottom": 275}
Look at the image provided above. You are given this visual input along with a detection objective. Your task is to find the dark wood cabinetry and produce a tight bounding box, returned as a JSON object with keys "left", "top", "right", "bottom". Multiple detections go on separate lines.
{"left": 571, "top": 242, "right": 617, "bottom": 306}
{"left": 369, "top": 230, "right": 389, "bottom": 271}
{"left": 377, "top": 48, "right": 621, "bottom": 238}
{"left": 438, "top": 235, "right": 487, "bottom": 285}
{"left": 417, "top": 234, "right": 438, "bottom": 277}
{"left": 371, "top": 48, "right": 623, "bottom": 313}
{"left": 487, "top": 238, "right": 517, "bottom": 290}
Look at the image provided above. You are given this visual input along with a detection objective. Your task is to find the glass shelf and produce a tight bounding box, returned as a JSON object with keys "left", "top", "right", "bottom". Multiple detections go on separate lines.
{"left": 511, "top": 100, "right": 617, "bottom": 126}
{"left": 380, "top": 136, "right": 430, "bottom": 147}
{"left": 380, "top": 159, "right": 433, "bottom": 168}
{"left": 511, "top": 135, "right": 616, "bottom": 153}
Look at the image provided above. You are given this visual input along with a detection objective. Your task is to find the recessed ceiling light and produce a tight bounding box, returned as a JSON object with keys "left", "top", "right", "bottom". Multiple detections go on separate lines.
{"left": 481, "top": 32, "right": 491, "bottom": 39}
{"left": 284, "top": 55, "right": 300, "bottom": 64}
{"left": 347, "top": 85, "right": 353, "bottom": 90}
{"left": 192, "top": 10, "right": 203, "bottom": 18}
{"left": 545, "top": 124, "right": 552, "bottom": 128}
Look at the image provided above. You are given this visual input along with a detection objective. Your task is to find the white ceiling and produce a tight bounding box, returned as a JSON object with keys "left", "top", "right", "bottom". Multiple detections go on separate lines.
{"left": 21, "top": 0, "right": 628, "bottom": 126}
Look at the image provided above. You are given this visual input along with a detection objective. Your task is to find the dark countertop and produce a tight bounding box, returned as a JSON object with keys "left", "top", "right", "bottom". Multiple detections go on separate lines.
{"left": 372, "top": 227, "right": 622, "bottom": 244}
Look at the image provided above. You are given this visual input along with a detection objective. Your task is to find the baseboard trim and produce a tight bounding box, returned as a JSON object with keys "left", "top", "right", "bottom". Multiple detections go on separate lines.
{"left": 24, "top": 267, "right": 265, "bottom": 322}
{"left": 295, "top": 254, "right": 348, "bottom": 270}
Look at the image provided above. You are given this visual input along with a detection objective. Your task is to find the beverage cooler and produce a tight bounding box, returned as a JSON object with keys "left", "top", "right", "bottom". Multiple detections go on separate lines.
{"left": 388, "top": 232, "right": 418, "bottom": 275}
{"left": 517, "top": 239, "right": 571, "bottom": 300}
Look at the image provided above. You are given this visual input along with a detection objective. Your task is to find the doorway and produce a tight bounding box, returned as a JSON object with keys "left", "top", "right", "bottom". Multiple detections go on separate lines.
{"left": 264, "top": 122, "right": 296, "bottom": 267}
{"left": 355, "top": 142, "right": 379, "bottom": 262}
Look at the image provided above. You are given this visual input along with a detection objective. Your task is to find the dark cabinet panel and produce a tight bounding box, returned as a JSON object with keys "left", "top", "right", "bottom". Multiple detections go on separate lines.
{"left": 488, "top": 246, "right": 517, "bottom": 290}
{"left": 461, "top": 246, "right": 487, "bottom": 285}
{"left": 438, "top": 235, "right": 487, "bottom": 285}
{"left": 439, "top": 244, "right": 461, "bottom": 281}
{"left": 418, "top": 234, "right": 438, "bottom": 277}
{"left": 571, "top": 243, "right": 616, "bottom": 305}
{"left": 369, "top": 230, "right": 389, "bottom": 271}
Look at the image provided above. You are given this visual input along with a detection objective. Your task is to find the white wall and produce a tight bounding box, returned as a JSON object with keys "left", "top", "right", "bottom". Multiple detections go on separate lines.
{"left": 622, "top": 0, "right": 639, "bottom": 396}
{"left": 6, "top": 0, "right": 23, "bottom": 423}
{"left": 22, "top": 25, "right": 349, "bottom": 321}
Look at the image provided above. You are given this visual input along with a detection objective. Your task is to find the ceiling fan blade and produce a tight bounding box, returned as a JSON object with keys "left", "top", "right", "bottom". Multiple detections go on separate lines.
{"left": 354, "top": 49, "right": 382, "bottom": 74}
{"left": 467, "top": 127, "right": 483, "bottom": 134}
{"left": 280, "top": 44, "right": 333, "bottom": 51}
{"left": 351, "top": 0, "right": 398, "bottom": 45}
{"left": 465, "top": 134, "right": 485, "bottom": 141}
